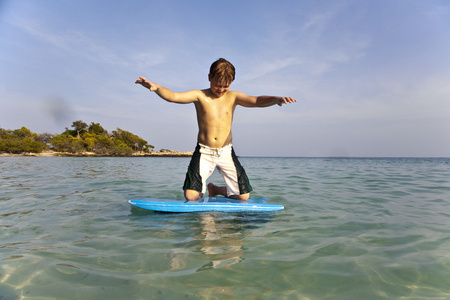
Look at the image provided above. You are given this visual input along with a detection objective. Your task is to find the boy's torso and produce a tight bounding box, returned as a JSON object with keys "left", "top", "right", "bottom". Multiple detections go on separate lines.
{"left": 194, "top": 89, "right": 237, "bottom": 148}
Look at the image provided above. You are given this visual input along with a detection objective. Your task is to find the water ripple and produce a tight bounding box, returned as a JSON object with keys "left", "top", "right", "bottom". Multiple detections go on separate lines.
{"left": 0, "top": 157, "right": 449, "bottom": 299}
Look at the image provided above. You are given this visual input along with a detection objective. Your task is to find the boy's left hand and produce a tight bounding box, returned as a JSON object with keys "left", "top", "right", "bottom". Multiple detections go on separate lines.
{"left": 135, "top": 77, "right": 158, "bottom": 91}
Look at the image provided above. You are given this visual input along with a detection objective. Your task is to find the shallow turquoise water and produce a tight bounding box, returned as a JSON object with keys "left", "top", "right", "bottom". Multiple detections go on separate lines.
{"left": 1, "top": 156, "right": 449, "bottom": 299}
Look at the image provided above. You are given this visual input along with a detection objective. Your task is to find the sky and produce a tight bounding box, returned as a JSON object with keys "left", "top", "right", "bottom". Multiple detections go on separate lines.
{"left": 1, "top": 0, "right": 449, "bottom": 157}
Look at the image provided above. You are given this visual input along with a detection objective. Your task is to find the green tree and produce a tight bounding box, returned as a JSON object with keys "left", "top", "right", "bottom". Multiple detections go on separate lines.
{"left": 71, "top": 120, "right": 88, "bottom": 138}
{"left": 50, "top": 134, "right": 85, "bottom": 153}
{"left": 81, "top": 132, "right": 97, "bottom": 151}
{"left": 111, "top": 128, "right": 153, "bottom": 152}
{"left": 1, "top": 121, "right": 156, "bottom": 155}
{"left": 0, "top": 127, "right": 47, "bottom": 153}
{"left": 111, "top": 139, "right": 134, "bottom": 155}
{"left": 20, "top": 137, "right": 46, "bottom": 153}
{"left": 13, "top": 127, "right": 33, "bottom": 138}
{"left": 49, "top": 134, "right": 68, "bottom": 152}
{"left": 88, "top": 122, "right": 107, "bottom": 135}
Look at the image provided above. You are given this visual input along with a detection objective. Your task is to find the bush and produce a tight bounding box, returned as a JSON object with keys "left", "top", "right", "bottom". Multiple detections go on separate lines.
{"left": 50, "top": 134, "right": 84, "bottom": 153}
{"left": 1, "top": 121, "right": 154, "bottom": 156}
{"left": 0, "top": 127, "right": 48, "bottom": 153}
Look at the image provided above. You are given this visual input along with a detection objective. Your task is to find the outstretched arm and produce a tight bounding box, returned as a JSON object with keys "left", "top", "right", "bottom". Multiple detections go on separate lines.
{"left": 235, "top": 92, "right": 297, "bottom": 107}
{"left": 135, "top": 76, "right": 200, "bottom": 104}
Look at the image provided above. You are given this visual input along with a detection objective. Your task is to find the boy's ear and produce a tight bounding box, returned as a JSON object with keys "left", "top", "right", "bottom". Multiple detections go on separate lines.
{"left": 208, "top": 74, "right": 211, "bottom": 82}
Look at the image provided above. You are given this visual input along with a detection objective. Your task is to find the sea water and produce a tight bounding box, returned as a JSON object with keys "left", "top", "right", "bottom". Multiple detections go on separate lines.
{"left": 0, "top": 156, "right": 449, "bottom": 299}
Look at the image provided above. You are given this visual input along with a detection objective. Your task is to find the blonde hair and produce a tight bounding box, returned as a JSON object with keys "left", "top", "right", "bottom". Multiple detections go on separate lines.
{"left": 209, "top": 58, "right": 235, "bottom": 84}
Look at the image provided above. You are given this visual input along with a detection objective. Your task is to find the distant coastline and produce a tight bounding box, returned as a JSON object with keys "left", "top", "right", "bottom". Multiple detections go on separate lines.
{"left": 0, "top": 150, "right": 193, "bottom": 157}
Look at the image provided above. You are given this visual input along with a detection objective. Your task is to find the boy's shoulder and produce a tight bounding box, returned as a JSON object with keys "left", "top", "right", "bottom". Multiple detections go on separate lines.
{"left": 227, "top": 90, "right": 247, "bottom": 98}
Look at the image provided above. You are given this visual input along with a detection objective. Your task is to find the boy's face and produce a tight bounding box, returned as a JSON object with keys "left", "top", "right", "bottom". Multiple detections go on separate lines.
{"left": 209, "top": 76, "right": 231, "bottom": 98}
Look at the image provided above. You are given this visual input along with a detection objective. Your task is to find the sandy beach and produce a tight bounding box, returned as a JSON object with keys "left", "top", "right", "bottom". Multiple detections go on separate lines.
{"left": 0, "top": 150, "right": 193, "bottom": 157}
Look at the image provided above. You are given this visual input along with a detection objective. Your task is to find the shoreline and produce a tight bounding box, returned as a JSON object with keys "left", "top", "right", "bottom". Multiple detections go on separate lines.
{"left": 2, "top": 152, "right": 447, "bottom": 159}
{"left": 0, "top": 150, "right": 193, "bottom": 157}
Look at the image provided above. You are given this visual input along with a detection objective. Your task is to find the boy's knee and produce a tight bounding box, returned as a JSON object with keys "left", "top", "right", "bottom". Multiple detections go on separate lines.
{"left": 231, "top": 193, "right": 250, "bottom": 201}
{"left": 184, "top": 189, "right": 202, "bottom": 201}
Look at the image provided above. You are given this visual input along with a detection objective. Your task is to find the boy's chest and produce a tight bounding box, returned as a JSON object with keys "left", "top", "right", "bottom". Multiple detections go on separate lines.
{"left": 198, "top": 97, "right": 235, "bottom": 118}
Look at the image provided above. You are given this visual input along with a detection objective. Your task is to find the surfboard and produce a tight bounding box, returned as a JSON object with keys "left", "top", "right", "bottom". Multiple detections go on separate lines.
{"left": 128, "top": 197, "right": 284, "bottom": 213}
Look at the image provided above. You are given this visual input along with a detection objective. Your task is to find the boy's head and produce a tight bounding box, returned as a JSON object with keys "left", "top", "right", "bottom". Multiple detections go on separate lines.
{"left": 208, "top": 58, "right": 235, "bottom": 85}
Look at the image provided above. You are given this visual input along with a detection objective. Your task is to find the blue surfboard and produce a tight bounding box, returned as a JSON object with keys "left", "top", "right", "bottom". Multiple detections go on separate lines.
{"left": 128, "top": 197, "right": 284, "bottom": 213}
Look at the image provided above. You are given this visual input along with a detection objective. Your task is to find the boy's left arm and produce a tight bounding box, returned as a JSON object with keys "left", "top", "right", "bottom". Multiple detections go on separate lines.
{"left": 235, "top": 92, "right": 297, "bottom": 107}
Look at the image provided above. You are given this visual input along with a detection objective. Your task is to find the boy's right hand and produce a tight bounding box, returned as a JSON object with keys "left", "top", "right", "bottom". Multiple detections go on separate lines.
{"left": 135, "top": 77, "right": 158, "bottom": 91}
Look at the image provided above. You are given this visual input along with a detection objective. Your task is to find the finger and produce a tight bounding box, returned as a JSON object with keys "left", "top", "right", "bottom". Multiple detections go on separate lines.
{"left": 286, "top": 97, "right": 297, "bottom": 103}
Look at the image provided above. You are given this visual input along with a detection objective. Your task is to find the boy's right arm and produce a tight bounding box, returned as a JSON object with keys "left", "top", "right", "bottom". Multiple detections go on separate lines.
{"left": 135, "top": 76, "right": 200, "bottom": 104}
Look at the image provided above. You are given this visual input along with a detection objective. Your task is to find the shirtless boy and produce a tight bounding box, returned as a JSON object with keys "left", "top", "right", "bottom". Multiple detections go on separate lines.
{"left": 135, "top": 58, "right": 297, "bottom": 201}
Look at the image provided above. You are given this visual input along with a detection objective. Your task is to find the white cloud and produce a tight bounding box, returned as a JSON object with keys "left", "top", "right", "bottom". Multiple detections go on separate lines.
{"left": 241, "top": 57, "right": 301, "bottom": 82}
{"left": 301, "top": 10, "right": 338, "bottom": 32}
{"left": 130, "top": 51, "right": 167, "bottom": 70}
{"left": 10, "top": 16, "right": 128, "bottom": 68}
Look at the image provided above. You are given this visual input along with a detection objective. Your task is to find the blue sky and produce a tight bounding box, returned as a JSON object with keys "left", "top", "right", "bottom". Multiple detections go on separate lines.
{"left": 1, "top": 0, "right": 449, "bottom": 157}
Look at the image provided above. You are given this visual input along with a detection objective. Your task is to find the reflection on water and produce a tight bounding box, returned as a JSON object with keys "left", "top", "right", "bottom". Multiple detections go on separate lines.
{"left": 130, "top": 208, "right": 274, "bottom": 274}
{"left": 152, "top": 211, "right": 274, "bottom": 299}
{"left": 167, "top": 213, "right": 245, "bottom": 272}
{"left": 195, "top": 214, "right": 244, "bottom": 270}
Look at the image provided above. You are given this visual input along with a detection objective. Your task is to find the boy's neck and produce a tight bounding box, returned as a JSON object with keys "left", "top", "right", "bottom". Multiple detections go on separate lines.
{"left": 206, "top": 88, "right": 228, "bottom": 100}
